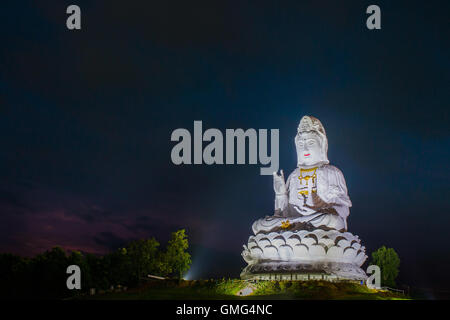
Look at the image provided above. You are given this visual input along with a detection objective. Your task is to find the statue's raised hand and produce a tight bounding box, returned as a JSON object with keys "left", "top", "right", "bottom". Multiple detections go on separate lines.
{"left": 273, "top": 170, "right": 287, "bottom": 195}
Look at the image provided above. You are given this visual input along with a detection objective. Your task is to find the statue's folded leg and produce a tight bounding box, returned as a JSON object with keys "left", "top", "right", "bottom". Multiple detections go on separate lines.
{"left": 252, "top": 211, "right": 345, "bottom": 234}
{"left": 308, "top": 213, "right": 345, "bottom": 231}
{"left": 252, "top": 216, "right": 284, "bottom": 234}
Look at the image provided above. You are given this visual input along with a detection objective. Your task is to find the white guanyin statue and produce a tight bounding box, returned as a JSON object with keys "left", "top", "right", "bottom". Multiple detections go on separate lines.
{"left": 241, "top": 116, "right": 368, "bottom": 281}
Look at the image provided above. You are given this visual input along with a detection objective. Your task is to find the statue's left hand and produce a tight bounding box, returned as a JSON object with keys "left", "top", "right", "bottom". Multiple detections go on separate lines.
{"left": 305, "top": 191, "right": 328, "bottom": 209}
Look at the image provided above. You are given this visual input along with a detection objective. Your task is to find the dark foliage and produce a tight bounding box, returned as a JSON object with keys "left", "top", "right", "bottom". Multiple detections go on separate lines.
{"left": 0, "top": 229, "right": 191, "bottom": 299}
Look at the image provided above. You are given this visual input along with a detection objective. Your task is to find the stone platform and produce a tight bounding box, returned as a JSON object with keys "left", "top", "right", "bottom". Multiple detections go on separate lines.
{"left": 240, "top": 261, "right": 367, "bottom": 281}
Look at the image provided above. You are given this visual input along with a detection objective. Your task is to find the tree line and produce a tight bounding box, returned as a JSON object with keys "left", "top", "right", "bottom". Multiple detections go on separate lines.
{"left": 0, "top": 229, "right": 191, "bottom": 299}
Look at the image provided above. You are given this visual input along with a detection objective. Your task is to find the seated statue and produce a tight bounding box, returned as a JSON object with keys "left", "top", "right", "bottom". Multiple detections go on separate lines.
{"left": 241, "top": 115, "right": 367, "bottom": 281}
{"left": 253, "top": 115, "right": 352, "bottom": 234}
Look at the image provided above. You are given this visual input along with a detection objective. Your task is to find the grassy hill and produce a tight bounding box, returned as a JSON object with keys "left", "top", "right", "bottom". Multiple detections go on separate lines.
{"left": 81, "top": 279, "right": 409, "bottom": 300}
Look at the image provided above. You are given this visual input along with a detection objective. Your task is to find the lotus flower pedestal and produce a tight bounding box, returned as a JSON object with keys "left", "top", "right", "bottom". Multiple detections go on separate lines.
{"left": 241, "top": 229, "right": 367, "bottom": 281}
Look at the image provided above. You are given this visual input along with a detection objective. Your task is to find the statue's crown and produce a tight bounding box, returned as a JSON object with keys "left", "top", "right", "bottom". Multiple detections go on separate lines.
{"left": 297, "top": 115, "right": 326, "bottom": 137}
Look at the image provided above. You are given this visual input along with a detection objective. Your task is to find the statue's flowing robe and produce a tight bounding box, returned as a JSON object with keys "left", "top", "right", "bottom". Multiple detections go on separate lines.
{"left": 253, "top": 165, "right": 351, "bottom": 234}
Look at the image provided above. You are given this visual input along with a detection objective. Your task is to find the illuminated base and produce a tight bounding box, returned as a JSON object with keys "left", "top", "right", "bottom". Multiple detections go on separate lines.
{"left": 241, "top": 229, "right": 368, "bottom": 282}
{"left": 240, "top": 261, "right": 367, "bottom": 281}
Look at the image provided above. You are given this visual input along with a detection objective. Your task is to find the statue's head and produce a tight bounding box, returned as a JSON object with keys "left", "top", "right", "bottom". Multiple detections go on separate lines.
{"left": 295, "top": 115, "right": 329, "bottom": 167}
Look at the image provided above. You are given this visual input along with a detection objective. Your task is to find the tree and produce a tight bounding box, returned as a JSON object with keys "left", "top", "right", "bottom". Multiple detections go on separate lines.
{"left": 68, "top": 250, "right": 93, "bottom": 291}
{"left": 165, "top": 229, "right": 192, "bottom": 279}
{"left": 155, "top": 249, "right": 172, "bottom": 277}
{"left": 0, "top": 253, "right": 30, "bottom": 298}
{"left": 108, "top": 247, "right": 132, "bottom": 286}
{"left": 31, "top": 246, "right": 70, "bottom": 298}
{"left": 370, "top": 246, "right": 400, "bottom": 287}
{"left": 126, "top": 238, "right": 160, "bottom": 284}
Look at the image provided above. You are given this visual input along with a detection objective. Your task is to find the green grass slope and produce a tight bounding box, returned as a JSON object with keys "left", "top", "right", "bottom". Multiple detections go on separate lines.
{"left": 81, "top": 279, "right": 409, "bottom": 300}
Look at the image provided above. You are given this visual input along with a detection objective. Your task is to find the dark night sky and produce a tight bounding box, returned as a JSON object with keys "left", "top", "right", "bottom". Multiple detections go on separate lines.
{"left": 0, "top": 1, "right": 449, "bottom": 291}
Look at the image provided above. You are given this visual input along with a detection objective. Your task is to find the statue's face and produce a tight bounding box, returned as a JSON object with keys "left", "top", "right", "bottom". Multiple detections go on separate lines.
{"left": 295, "top": 132, "right": 322, "bottom": 166}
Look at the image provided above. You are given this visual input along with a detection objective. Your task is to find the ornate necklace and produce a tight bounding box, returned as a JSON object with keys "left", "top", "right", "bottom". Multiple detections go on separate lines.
{"left": 298, "top": 167, "right": 318, "bottom": 197}
{"left": 298, "top": 167, "right": 317, "bottom": 185}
